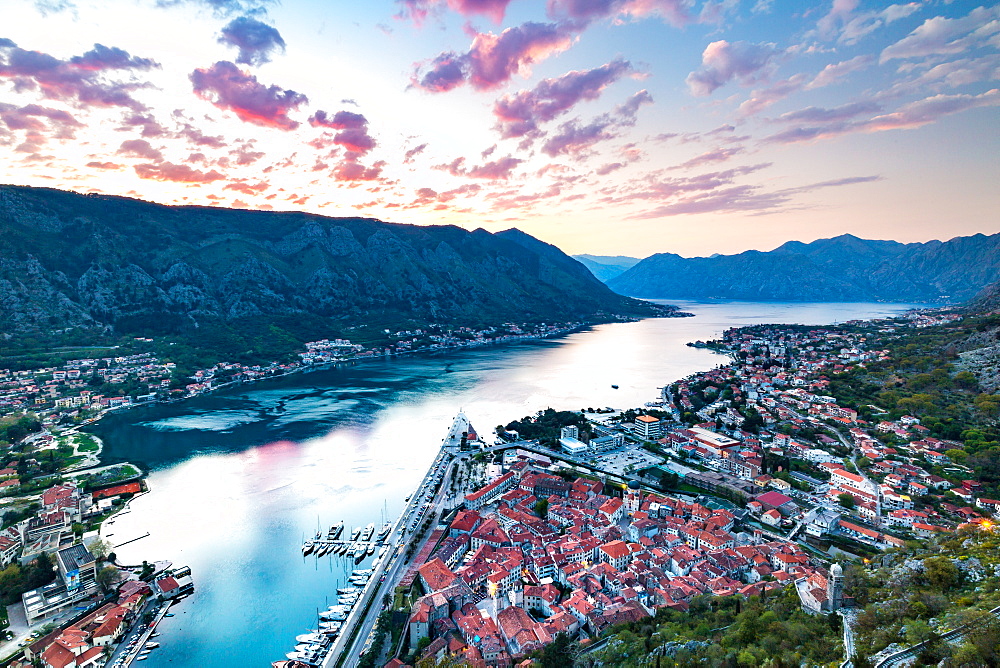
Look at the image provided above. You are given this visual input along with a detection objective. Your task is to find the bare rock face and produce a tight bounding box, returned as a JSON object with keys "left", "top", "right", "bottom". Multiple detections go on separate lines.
{"left": 0, "top": 185, "right": 675, "bottom": 336}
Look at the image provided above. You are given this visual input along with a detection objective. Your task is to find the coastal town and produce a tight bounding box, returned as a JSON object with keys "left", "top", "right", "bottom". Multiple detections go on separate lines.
{"left": 0, "top": 322, "right": 587, "bottom": 425}
{"left": 327, "top": 308, "right": 1000, "bottom": 668}
{"left": 3, "top": 303, "right": 998, "bottom": 667}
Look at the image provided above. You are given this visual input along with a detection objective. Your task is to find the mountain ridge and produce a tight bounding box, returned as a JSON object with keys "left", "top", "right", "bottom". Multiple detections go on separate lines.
{"left": 0, "top": 185, "right": 674, "bottom": 341}
{"left": 608, "top": 232, "right": 1000, "bottom": 302}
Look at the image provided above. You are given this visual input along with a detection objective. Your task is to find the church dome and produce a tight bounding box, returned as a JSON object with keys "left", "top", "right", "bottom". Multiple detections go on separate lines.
{"left": 830, "top": 563, "right": 843, "bottom": 577}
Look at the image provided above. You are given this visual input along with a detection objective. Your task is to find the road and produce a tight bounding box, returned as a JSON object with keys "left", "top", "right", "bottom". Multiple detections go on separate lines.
{"left": 323, "top": 415, "right": 468, "bottom": 668}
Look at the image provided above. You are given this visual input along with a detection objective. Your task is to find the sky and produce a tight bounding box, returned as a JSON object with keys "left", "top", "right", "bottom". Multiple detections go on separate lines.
{"left": 1, "top": 0, "right": 998, "bottom": 258}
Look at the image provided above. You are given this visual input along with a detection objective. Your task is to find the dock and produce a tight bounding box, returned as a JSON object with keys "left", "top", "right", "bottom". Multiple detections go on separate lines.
{"left": 281, "top": 414, "right": 465, "bottom": 668}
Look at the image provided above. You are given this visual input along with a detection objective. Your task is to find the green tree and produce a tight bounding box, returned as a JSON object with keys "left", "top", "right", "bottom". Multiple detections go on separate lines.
{"left": 923, "top": 557, "right": 959, "bottom": 592}
{"left": 534, "top": 498, "right": 549, "bottom": 519}
{"left": 838, "top": 493, "right": 856, "bottom": 510}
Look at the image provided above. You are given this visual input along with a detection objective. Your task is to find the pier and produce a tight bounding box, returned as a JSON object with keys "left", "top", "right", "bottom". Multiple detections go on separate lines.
{"left": 278, "top": 413, "right": 466, "bottom": 667}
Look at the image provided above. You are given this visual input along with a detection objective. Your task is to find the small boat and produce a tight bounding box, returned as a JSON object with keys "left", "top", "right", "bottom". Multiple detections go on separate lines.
{"left": 337, "top": 586, "right": 359, "bottom": 595}
{"left": 352, "top": 544, "right": 366, "bottom": 559}
{"left": 378, "top": 522, "right": 392, "bottom": 538}
{"left": 145, "top": 642, "right": 160, "bottom": 649}
{"left": 367, "top": 543, "right": 376, "bottom": 556}
{"left": 350, "top": 527, "right": 361, "bottom": 540}
{"left": 165, "top": 613, "right": 174, "bottom": 617}
{"left": 611, "top": 384, "right": 619, "bottom": 389}
{"left": 361, "top": 523, "right": 375, "bottom": 541}
{"left": 352, "top": 569, "right": 373, "bottom": 576}
{"left": 302, "top": 541, "right": 314, "bottom": 556}
{"left": 328, "top": 521, "right": 344, "bottom": 540}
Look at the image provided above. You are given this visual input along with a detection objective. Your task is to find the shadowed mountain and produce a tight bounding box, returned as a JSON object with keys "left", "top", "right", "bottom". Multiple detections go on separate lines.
{"left": 572, "top": 254, "right": 642, "bottom": 283}
{"left": 0, "top": 185, "right": 679, "bottom": 338}
{"left": 608, "top": 233, "right": 1000, "bottom": 303}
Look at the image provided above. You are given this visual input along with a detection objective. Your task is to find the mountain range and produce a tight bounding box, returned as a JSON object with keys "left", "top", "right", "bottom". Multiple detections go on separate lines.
{"left": 0, "top": 185, "right": 673, "bottom": 339}
{"left": 571, "top": 255, "right": 640, "bottom": 283}
{"left": 606, "top": 233, "right": 1000, "bottom": 303}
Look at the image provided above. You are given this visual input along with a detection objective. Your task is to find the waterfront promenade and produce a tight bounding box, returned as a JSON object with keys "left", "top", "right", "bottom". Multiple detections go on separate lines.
{"left": 321, "top": 415, "right": 467, "bottom": 666}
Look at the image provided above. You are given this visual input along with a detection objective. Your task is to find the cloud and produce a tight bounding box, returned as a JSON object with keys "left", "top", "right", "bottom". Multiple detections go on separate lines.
{"left": 764, "top": 90, "right": 1000, "bottom": 143}
{"left": 864, "top": 89, "right": 1000, "bottom": 131}
{"left": 737, "top": 74, "right": 808, "bottom": 117}
{"left": 0, "top": 39, "right": 158, "bottom": 110}
{"left": 493, "top": 59, "right": 634, "bottom": 138}
{"left": 881, "top": 6, "right": 1000, "bottom": 63}
{"left": 541, "top": 117, "right": 616, "bottom": 156}
{"left": 630, "top": 171, "right": 880, "bottom": 218}
{"left": 436, "top": 155, "right": 521, "bottom": 179}
{"left": 538, "top": 89, "right": 651, "bottom": 157}
{"left": 308, "top": 109, "right": 376, "bottom": 155}
{"left": 190, "top": 61, "right": 307, "bottom": 129}
{"left": 412, "top": 21, "right": 575, "bottom": 92}
{"left": 686, "top": 40, "right": 781, "bottom": 97}
{"left": 155, "top": 0, "right": 277, "bottom": 19}
{"left": 545, "top": 0, "right": 692, "bottom": 27}
{"left": 133, "top": 161, "right": 225, "bottom": 182}
{"left": 396, "top": 0, "right": 514, "bottom": 24}
{"left": 595, "top": 162, "right": 625, "bottom": 175}
{"left": 118, "top": 138, "right": 164, "bottom": 162}
{"left": 671, "top": 145, "right": 746, "bottom": 170}
{"left": 332, "top": 159, "right": 385, "bottom": 181}
{"left": 219, "top": 16, "right": 286, "bottom": 66}
{"left": 403, "top": 142, "right": 428, "bottom": 164}
{"left": 0, "top": 103, "right": 82, "bottom": 140}
{"left": 805, "top": 54, "right": 873, "bottom": 89}
{"left": 85, "top": 161, "right": 122, "bottom": 169}
{"left": 815, "top": 1, "right": 921, "bottom": 44}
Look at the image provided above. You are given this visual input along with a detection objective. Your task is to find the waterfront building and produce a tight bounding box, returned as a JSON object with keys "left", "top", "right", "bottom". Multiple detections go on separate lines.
{"left": 23, "top": 544, "right": 99, "bottom": 624}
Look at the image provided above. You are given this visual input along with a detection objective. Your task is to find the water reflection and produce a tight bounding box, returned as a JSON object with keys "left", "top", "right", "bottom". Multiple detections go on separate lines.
{"left": 91, "top": 301, "right": 922, "bottom": 667}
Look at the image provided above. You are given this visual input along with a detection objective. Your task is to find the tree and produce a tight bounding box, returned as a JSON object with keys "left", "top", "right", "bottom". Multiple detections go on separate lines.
{"left": 534, "top": 498, "right": 549, "bottom": 519}
{"left": 96, "top": 566, "right": 119, "bottom": 592}
{"left": 923, "top": 556, "right": 959, "bottom": 592}
{"left": 838, "top": 493, "right": 856, "bottom": 510}
{"left": 534, "top": 632, "right": 577, "bottom": 668}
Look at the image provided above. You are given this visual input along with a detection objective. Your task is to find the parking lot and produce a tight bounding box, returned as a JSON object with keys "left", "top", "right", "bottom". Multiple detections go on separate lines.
{"left": 592, "top": 446, "right": 662, "bottom": 476}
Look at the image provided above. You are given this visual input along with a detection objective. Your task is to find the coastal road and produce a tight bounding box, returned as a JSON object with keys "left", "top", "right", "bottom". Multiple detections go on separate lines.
{"left": 337, "top": 445, "right": 461, "bottom": 667}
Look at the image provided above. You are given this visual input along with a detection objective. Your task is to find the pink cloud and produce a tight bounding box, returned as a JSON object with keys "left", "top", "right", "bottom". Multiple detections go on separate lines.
{"left": 0, "top": 39, "right": 158, "bottom": 110}
{"left": 86, "top": 161, "right": 123, "bottom": 169}
{"left": 493, "top": 59, "right": 634, "bottom": 138}
{"left": 413, "top": 22, "right": 575, "bottom": 92}
{"left": 118, "top": 138, "right": 164, "bottom": 162}
{"left": 333, "top": 160, "right": 385, "bottom": 181}
{"left": 190, "top": 61, "right": 308, "bottom": 130}
{"left": 397, "top": 0, "right": 514, "bottom": 24}
{"left": 546, "top": 0, "right": 692, "bottom": 27}
{"left": 764, "top": 90, "right": 1000, "bottom": 144}
{"left": 403, "top": 142, "right": 428, "bottom": 164}
{"left": 686, "top": 40, "right": 781, "bottom": 97}
{"left": 671, "top": 146, "right": 747, "bottom": 170}
{"left": 133, "top": 161, "right": 225, "bottom": 183}
{"left": 436, "top": 155, "right": 521, "bottom": 179}
{"left": 538, "top": 89, "right": 651, "bottom": 156}
{"left": 309, "top": 109, "right": 376, "bottom": 156}
{"left": 0, "top": 103, "right": 82, "bottom": 142}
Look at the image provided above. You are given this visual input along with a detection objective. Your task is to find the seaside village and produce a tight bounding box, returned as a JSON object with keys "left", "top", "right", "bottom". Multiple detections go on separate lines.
{"left": 0, "top": 323, "right": 580, "bottom": 426}
{"left": 0, "top": 478, "right": 194, "bottom": 668}
{"left": 382, "top": 317, "right": 995, "bottom": 667}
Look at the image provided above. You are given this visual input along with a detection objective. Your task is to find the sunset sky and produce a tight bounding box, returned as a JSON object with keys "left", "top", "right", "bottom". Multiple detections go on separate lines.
{"left": 2, "top": 0, "right": 998, "bottom": 257}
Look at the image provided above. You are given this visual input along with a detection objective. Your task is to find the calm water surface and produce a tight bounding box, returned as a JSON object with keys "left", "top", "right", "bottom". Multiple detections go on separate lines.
{"left": 92, "top": 301, "right": 922, "bottom": 667}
